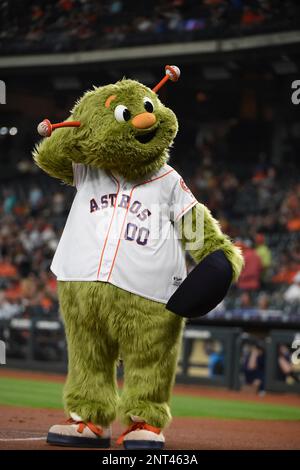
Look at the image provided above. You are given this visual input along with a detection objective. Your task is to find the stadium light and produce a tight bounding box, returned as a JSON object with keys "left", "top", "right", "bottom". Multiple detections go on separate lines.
{"left": 9, "top": 127, "right": 18, "bottom": 136}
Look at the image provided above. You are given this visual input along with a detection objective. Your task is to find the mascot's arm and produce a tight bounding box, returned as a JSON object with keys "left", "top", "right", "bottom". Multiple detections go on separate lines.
{"left": 182, "top": 202, "right": 244, "bottom": 281}
{"left": 166, "top": 202, "right": 244, "bottom": 317}
{"left": 32, "top": 126, "right": 80, "bottom": 185}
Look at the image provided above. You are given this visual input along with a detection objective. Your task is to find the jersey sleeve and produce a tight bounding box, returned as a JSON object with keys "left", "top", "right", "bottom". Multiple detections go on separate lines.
{"left": 72, "top": 163, "right": 87, "bottom": 189}
{"left": 170, "top": 175, "right": 197, "bottom": 222}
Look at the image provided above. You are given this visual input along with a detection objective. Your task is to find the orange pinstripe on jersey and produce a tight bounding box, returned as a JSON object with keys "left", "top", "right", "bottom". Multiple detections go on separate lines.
{"left": 96, "top": 174, "right": 120, "bottom": 279}
{"left": 107, "top": 168, "right": 174, "bottom": 282}
{"left": 175, "top": 200, "right": 196, "bottom": 222}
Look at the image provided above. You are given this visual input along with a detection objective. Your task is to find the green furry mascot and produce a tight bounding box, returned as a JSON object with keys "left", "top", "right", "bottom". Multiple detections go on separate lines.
{"left": 33, "top": 66, "right": 243, "bottom": 450}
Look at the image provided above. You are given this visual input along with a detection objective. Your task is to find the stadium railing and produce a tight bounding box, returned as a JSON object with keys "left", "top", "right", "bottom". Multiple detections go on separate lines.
{"left": 1, "top": 317, "right": 300, "bottom": 393}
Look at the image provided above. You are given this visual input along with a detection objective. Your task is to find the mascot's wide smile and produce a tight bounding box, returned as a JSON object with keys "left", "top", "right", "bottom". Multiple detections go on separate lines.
{"left": 134, "top": 127, "right": 158, "bottom": 144}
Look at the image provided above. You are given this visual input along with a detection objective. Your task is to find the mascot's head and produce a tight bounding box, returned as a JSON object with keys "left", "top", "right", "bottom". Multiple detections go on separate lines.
{"left": 37, "top": 65, "right": 180, "bottom": 181}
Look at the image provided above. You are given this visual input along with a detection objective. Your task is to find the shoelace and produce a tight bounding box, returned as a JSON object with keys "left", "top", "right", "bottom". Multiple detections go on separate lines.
{"left": 116, "top": 422, "right": 161, "bottom": 445}
{"left": 65, "top": 418, "right": 103, "bottom": 437}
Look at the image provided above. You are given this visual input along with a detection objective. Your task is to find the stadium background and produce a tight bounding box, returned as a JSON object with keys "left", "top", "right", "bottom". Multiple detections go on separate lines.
{"left": 0, "top": 0, "right": 300, "bottom": 450}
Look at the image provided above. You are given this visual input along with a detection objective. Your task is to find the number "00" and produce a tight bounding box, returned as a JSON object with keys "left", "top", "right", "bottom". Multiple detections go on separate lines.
{"left": 125, "top": 223, "right": 149, "bottom": 246}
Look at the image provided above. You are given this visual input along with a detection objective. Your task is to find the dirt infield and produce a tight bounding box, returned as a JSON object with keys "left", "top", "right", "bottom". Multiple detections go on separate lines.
{"left": 1, "top": 369, "right": 300, "bottom": 450}
{"left": 1, "top": 405, "right": 300, "bottom": 450}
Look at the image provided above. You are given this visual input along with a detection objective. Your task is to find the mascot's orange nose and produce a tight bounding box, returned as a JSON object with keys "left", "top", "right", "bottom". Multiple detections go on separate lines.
{"left": 131, "top": 112, "right": 156, "bottom": 129}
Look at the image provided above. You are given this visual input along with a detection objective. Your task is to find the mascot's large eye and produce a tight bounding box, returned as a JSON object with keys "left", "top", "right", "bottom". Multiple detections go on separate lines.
{"left": 143, "top": 98, "right": 154, "bottom": 113}
{"left": 114, "top": 105, "right": 131, "bottom": 122}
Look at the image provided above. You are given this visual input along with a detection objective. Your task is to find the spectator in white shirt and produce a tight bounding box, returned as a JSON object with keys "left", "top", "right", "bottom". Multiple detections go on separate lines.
{"left": 284, "top": 272, "right": 300, "bottom": 303}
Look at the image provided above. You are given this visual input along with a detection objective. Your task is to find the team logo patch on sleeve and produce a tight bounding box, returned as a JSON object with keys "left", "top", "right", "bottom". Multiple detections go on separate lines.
{"left": 180, "top": 178, "right": 192, "bottom": 194}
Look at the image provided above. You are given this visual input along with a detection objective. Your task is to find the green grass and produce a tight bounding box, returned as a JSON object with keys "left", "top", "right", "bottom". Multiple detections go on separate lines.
{"left": 0, "top": 377, "right": 63, "bottom": 409}
{"left": 171, "top": 395, "right": 300, "bottom": 421}
{"left": 1, "top": 376, "right": 300, "bottom": 421}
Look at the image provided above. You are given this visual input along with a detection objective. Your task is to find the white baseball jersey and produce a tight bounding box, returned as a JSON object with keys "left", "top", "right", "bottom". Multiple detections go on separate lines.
{"left": 51, "top": 163, "right": 197, "bottom": 303}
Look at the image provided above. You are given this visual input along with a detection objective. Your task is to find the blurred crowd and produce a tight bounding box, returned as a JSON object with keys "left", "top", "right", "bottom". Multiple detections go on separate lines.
{"left": 1, "top": 155, "right": 300, "bottom": 321}
{"left": 1, "top": 0, "right": 299, "bottom": 54}
{"left": 0, "top": 183, "right": 73, "bottom": 321}
{"left": 1, "top": 100, "right": 300, "bottom": 321}
{"left": 1, "top": 0, "right": 300, "bottom": 321}
{"left": 242, "top": 339, "right": 299, "bottom": 393}
{"left": 184, "top": 119, "right": 300, "bottom": 315}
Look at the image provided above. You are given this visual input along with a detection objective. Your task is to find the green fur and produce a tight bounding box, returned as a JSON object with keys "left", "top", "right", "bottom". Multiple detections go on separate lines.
{"left": 181, "top": 203, "right": 244, "bottom": 282}
{"left": 33, "top": 80, "right": 177, "bottom": 183}
{"left": 59, "top": 281, "right": 183, "bottom": 428}
{"left": 33, "top": 124, "right": 76, "bottom": 185}
{"left": 33, "top": 77, "right": 243, "bottom": 433}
